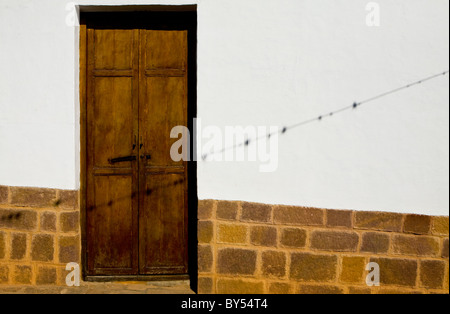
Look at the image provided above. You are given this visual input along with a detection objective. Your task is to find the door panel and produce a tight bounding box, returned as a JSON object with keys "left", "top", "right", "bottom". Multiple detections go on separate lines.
{"left": 93, "top": 77, "right": 134, "bottom": 168}
{"left": 142, "top": 76, "right": 187, "bottom": 167}
{"left": 91, "top": 175, "right": 134, "bottom": 271}
{"left": 144, "top": 30, "right": 187, "bottom": 70}
{"left": 94, "top": 29, "right": 134, "bottom": 70}
{"left": 139, "top": 173, "right": 187, "bottom": 274}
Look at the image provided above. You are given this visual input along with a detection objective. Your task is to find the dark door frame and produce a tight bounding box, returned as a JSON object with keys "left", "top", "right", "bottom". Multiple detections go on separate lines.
{"left": 79, "top": 6, "right": 198, "bottom": 289}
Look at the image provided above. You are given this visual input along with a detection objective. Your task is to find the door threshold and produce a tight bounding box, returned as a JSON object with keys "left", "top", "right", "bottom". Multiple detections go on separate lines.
{"left": 85, "top": 274, "right": 190, "bottom": 282}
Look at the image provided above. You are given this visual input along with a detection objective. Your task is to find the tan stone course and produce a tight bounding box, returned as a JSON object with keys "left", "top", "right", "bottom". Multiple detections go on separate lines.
{"left": 198, "top": 199, "right": 449, "bottom": 294}
{"left": 1, "top": 187, "right": 449, "bottom": 294}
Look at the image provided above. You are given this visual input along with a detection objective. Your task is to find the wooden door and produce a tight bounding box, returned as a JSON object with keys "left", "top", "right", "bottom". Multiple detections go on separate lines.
{"left": 85, "top": 24, "right": 188, "bottom": 277}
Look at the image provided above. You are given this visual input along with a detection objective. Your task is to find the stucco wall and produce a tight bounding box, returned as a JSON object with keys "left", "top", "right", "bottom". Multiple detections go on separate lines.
{"left": 0, "top": 0, "right": 449, "bottom": 215}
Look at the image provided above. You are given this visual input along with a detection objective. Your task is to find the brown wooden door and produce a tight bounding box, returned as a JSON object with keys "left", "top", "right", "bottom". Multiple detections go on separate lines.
{"left": 85, "top": 26, "right": 188, "bottom": 277}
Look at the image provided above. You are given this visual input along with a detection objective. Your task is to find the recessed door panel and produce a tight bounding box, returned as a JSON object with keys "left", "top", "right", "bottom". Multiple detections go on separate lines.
{"left": 94, "top": 29, "right": 134, "bottom": 70}
{"left": 93, "top": 77, "right": 134, "bottom": 168}
{"left": 142, "top": 76, "right": 187, "bottom": 167}
{"left": 139, "top": 173, "right": 187, "bottom": 274}
{"left": 91, "top": 175, "right": 134, "bottom": 271}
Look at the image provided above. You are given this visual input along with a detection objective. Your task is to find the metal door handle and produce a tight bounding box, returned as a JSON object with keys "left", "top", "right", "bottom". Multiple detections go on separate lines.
{"left": 108, "top": 155, "right": 137, "bottom": 164}
{"left": 140, "top": 154, "right": 151, "bottom": 160}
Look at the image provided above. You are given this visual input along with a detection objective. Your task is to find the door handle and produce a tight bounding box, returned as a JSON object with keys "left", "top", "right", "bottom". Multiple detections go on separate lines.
{"left": 140, "top": 154, "right": 151, "bottom": 160}
{"left": 108, "top": 155, "right": 137, "bottom": 164}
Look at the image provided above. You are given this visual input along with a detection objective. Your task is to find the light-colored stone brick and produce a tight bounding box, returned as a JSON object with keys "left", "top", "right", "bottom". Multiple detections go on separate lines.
{"left": 217, "top": 223, "right": 247, "bottom": 244}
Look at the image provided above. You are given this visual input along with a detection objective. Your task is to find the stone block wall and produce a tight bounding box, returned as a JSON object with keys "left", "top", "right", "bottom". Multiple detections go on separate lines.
{"left": 1, "top": 184, "right": 448, "bottom": 294}
{"left": 0, "top": 186, "right": 80, "bottom": 285}
{"left": 197, "top": 200, "right": 449, "bottom": 294}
